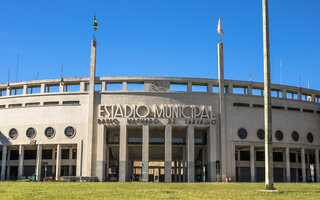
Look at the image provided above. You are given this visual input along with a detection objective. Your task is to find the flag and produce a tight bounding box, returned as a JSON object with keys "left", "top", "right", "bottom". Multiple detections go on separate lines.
{"left": 217, "top": 17, "right": 224, "bottom": 36}
{"left": 94, "top": 14, "right": 98, "bottom": 31}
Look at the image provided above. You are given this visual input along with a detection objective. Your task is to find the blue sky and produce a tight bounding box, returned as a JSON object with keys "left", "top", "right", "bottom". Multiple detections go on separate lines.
{"left": 1, "top": 0, "right": 319, "bottom": 90}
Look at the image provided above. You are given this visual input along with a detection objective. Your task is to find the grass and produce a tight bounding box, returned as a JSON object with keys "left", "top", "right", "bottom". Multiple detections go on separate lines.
{"left": 0, "top": 182, "right": 319, "bottom": 200}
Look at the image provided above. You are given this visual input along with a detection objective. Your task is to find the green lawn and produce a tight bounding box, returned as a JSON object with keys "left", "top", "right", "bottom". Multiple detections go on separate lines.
{"left": 0, "top": 182, "right": 319, "bottom": 200}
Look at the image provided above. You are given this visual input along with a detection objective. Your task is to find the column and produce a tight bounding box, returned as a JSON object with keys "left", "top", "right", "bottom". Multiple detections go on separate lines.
{"left": 187, "top": 82, "right": 192, "bottom": 92}
{"left": 1, "top": 146, "right": 7, "bottom": 181}
{"left": 178, "top": 161, "right": 181, "bottom": 182}
{"left": 18, "top": 145, "right": 24, "bottom": 180}
{"left": 187, "top": 125, "right": 195, "bottom": 182}
{"left": 40, "top": 83, "right": 46, "bottom": 93}
{"left": 315, "top": 149, "right": 319, "bottom": 183}
{"left": 23, "top": 85, "right": 27, "bottom": 95}
{"left": 174, "top": 161, "right": 177, "bottom": 182}
{"left": 119, "top": 125, "right": 127, "bottom": 182}
{"left": 301, "top": 148, "right": 306, "bottom": 183}
{"left": 142, "top": 125, "right": 149, "bottom": 182}
{"left": 55, "top": 144, "right": 61, "bottom": 181}
{"left": 250, "top": 146, "right": 255, "bottom": 182}
{"left": 202, "top": 147, "right": 205, "bottom": 181}
{"left": 285, "top": 147, "right": 291, "bottom": 182}
{"left": 76, "top": 140, "right": 83, "bottom": 176}
{"left": 35, "top": 144, "right": 42, "bottom": 181}
{"left": 6, "top": 164, "right": 10, "bottom": 181}
{"left": 183, "top": 147, "right": 186, "bottom": 182}
{"left": 228, "top": 84, "right": 233, "bottom": 94}
{"left": 207, "top": 125, "right": 217, "bottom": 182}
{"left": 96, "top": 125, "right": 106, "bottom": 182}
{"left": 164, "top": 124, "right": 172, "bottom": 182}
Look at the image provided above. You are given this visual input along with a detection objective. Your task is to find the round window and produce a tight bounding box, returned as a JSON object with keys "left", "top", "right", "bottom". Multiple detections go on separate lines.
{"left": 9, "top": 128, "right": 18, "bottom": 139}
{"left": 307, "top": 133, "right": 313, "bottom": 143}
{"left": 45, "top": 127, "right": 55, "bottom": 138}
{"left": 257, "top": 129, "right": 265, "bottom": 140}
{"left": 238, "top": 128, "right": 247, "bottom": 139}
{"left": 292, "top": 131, "right": 299, "bottom": 142}
{"left": 275, "top": 130, "right": 283, "bottom": 141}
{"left": 26, "top": 128, "right": 36, "bottom": 139}
{"left": 64, "top": 126, "right": 76, "bottom": 138}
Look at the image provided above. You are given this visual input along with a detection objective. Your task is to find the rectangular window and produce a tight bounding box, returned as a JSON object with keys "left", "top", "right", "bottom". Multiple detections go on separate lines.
{"left": 24, "top": 150, "right": 37, "bottom": 160}
{"left": 61, "top": 149, "right": 69, "bottom": 159}
{"left": 253, "top": 104, "right": 264, "bottom": 108}
{"left": 10, "top": 150, "right": 19, "bottom": 160}
{"left": 309, "top": 154, "right": 315, "bottom": 164}
{"left": 72, "top": 149, "right": 77, "bottom": 159}
{"left": 44, "top": 101, "right": 59, "bottom": 105}
{"left": 240, "top": 151, "right": 250, "bottom": 161}
{"left": 233, "top": 103, "right": 250, "bottom": 107}
{"left": 0, "top": 151, "right": 2, "bottom": 160}
{"left": 287, "top": 107, "right": 300, "bottom": 112}
{"left": 25, "top": 102, "right": 40, "bottom": 107}
{"left": 302, "top": 109, "right": 314, "bottom": 113}
{"left": 290, "top": 153, "right": 296, "bottom": 163}
{"left": 9, "top": 104, "right": 23, "bottom": 108}
{"left": 256, "top": 151, "right": 265, "bottom": 161}
{"left": 42, "top": 149, "right": 53, "bottom": 160}
{"left": 273, "top": 152, "right": 283, "bottom": 162}
{"left": 235, "top": 151, "right": 238, "bottom": 161}
{"left": 62, "top": 101, "right": 80, "bottom": 105}
{"left": 298, "top": 153, "right": 301, "bottom": 163}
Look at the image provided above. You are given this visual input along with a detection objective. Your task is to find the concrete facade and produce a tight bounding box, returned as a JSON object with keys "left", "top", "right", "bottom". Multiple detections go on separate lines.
{"left": 0, "top": 42, "right": 320, "bottom": 182}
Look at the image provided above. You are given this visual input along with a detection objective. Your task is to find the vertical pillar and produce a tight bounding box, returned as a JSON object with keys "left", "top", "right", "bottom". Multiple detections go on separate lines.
{"left": 183, "top": 146, "right": 186, "bottom": 182}
{"left": 285, "top": 147, "right": 291, "bottom": 182}
{"left": 207, "top": 125, "right": 217, "bottom": 182}
{"left": 315, "top": 149, "right": 320, "bottom": 183}
{"left": 18, "top": 145, "right": 24, "bottom": 180}
{"left": 178, "top": 161, "right": 181, "bottom": 182}
{"left": 187, "top": 82, "right": 192, "bottom": 92}
{"left": 218, "top": 42, "right": 227, "bottom": 182}
{"left": 142, "top": 125, "right": 149, "bottom": 182}
{"left": 174, "top": 161, "right": 177, "bottom": 182}
{"left": 228, "top": 84, "right": 233, "bottom": 94}
{"left": 230, "top": 142, "right": 236, "bottom": 181}
{"left": 1, "top": 146, "right": 7, "bottom": 181}
{"left": 263, "top": 0, "right": 273, "bottom": 189}
{"left": 96, "top": 125, "right": 106, "bottom": 181}
{"left": 55, "top": 144, "right": 61, "bottom": 181}
{"left": 119, "top": 125, "right": 127, "bottom": 182}
{"left": 250, "top": 146, "right": 255, "bottom": 182}
{"left": 201, "top": 148, "right": 205, "bottom": 181}
{"left": 40, "top": 83, "right": 45, "bottom": 93}
{"left": 86, "top": 40, "right": 97, "bottom": 177}
{"left": 6, "top": 165, "right": 10, "bottom": 181}
{"left": 23, "top": 85, "right": 27, "bottom": 95}
{"left": 164, "top": 124, "right": 172, "bottom": 182}
{"left": 6, "top": 87, "right": 10, "bottom": 96}
{"left": 76, "top": 140, "right": 83, "bottom": 176}
{"left": 301, "top": 148, "right": 306, "bottom": 183}
{"left": 187, "top": 125, "right": 195, "bottom": 182}
{"left": 35, "top": 144, "right": 42, "bottom": 181}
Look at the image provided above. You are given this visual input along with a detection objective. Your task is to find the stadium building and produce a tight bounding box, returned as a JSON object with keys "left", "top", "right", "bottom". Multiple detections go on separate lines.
{"left": 0, "top": 40, "right": 319, "bottom": 183}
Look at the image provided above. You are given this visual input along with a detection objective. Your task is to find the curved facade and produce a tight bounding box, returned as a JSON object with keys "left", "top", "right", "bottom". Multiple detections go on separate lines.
{"left": 0, "top": 76, "right": 320, "bottom": 182}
